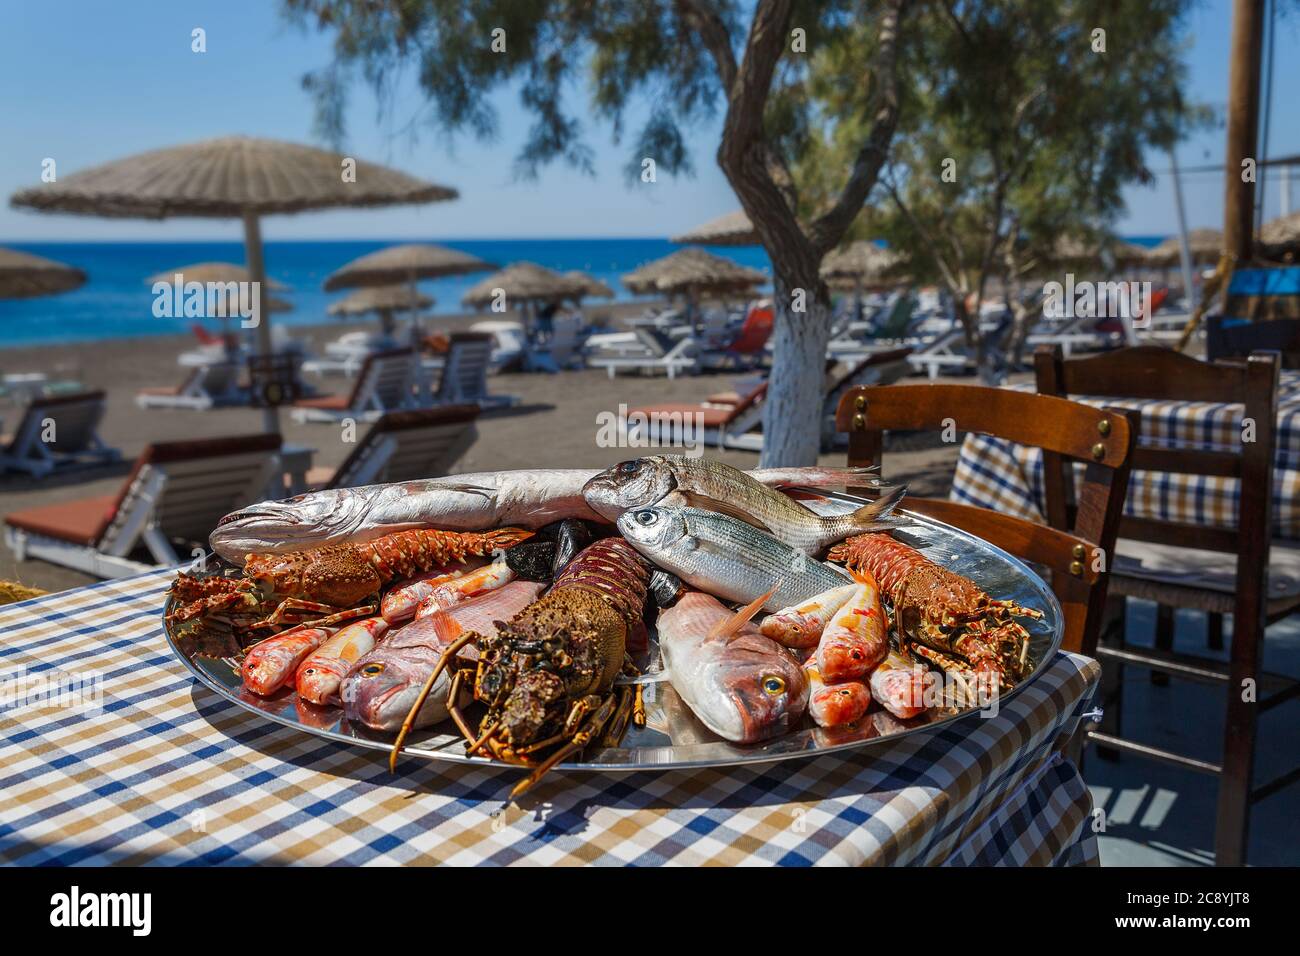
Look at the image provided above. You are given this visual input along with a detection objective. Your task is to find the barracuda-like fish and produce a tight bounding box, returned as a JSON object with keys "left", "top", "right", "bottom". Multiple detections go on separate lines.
{"left": 657, "top": 591, "right": 807, "bottom": 743}
{"left": 209, "top": 466, "right": 882, "bottom": 564}
{"left": 339, "top": 580, "right": 544, "bottom": 732}
{"left": 584, "top": 456, "right": 903, "bottom": 555}
{"left": 617, "top": 506, "right": 853, "bottom": 612}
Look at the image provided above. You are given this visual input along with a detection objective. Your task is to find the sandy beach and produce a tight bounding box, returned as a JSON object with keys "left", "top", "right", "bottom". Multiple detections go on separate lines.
{"left": 0, "top": 307, "right": 963, "bottom": 594}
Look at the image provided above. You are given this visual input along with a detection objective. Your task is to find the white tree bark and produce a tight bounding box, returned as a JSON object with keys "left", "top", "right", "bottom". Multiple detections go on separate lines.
{"left": 759, "top": 281, "right": 832, "bottom": 467}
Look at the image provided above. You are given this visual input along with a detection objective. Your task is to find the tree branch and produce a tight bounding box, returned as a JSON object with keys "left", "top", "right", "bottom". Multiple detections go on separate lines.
{"left": 809, "top": 0, "right": 907, "bottom": 255}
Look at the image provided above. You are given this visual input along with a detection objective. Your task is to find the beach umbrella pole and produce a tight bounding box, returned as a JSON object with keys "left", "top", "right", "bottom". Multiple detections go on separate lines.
{"left": 243, "top": 211, "right": 281, "bottom": 434}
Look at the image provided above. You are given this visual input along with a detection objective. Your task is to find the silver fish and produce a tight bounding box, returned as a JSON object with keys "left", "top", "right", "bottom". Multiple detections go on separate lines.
{"left": 617, "top": 506, "right": 853, "bottom": 612}
{"left": 584, "top": 455, "right": 902, "bottom": 554}
{"left": 340, "top": 580, "right": 544, "bottom": 732}
{"left": 657, "top": 591, "right": 808, "bottom": 743}
{"left": 210, "top": 466, "right": 878, "bottom": 563}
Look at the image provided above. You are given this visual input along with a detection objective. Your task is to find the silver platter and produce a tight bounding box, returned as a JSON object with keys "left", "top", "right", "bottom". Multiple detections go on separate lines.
{"left": 163, "top": 503, "right": 1063, "bottom": 774}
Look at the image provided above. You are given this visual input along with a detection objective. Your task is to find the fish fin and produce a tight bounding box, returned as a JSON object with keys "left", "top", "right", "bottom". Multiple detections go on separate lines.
{"left": 678, "top": 491, "right": 778, "bottom": 535}
{"left": 681, "top": 534, "right": 700, "bottom": 552}
{"left": 774, "top": 466, "right": 881, "bottom": 489}
{"left": 708, "top": 585, "right": 779, "bottom": 643}
{"left": 851, "top": 484, "right": 908, "bottom": 531}
{"left": 433, "top": 483, "right": 496, "bottom": 499}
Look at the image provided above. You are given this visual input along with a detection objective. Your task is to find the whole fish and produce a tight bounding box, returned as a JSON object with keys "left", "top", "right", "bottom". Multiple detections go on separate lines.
{"left": 815, "top": 579, "right": 889, "bottom": 683}
{"left": 617, "top": 506, "right": 852, "bottom": 612}
{"left": 295, "top": 616, "right": 389, "bottom": 705}
{"left": 381, "top": 564, "right": 478, "bottom": 624}
{"left": 803, "top": 657, "right": 872, "bottom": 728}
{"left": 869, "top": 649, "right": 930, "bottom": 719}
{"left": 209, "top": 465, "right": 881, "bottom": 563}
{"left": 657, "top": 591, "right": 808, "bottom": 743}
{"left": 413, "top": 560, "right": 515, "bottom": 619}
{"left": 340, "top": 580, "right": 544, "bottom": 732}
{"left": 242, "top": 626, "right": 335, "bottom": 696}
{"left": 584, "top": 455, "right": 903, "bottom": 554}
{"left": 759, "top": 584, "right": 860, "bottom": 648}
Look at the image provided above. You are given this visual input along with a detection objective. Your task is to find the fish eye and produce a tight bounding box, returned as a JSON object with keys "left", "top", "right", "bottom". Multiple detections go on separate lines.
{"left": 762, "top": 676, "right": 786, "bottom": 696}
{"left": 634, "top": 510, "right": 657, "bottom": 526}
{"left": 619, "top": 460, "right": 641, "bottom": 474}
{"left": 361, "top": 663, "right": 385, "bottom": 677}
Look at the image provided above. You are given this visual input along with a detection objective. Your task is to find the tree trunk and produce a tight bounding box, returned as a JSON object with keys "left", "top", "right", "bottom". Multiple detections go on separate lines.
{"left": 759, "top": 277, "right": 832, "bottom": 467}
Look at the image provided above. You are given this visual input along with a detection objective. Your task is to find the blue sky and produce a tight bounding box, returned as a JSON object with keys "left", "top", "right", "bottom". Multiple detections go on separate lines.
{"left": 1, "top": 0, "right": 1296, "bottom": 242}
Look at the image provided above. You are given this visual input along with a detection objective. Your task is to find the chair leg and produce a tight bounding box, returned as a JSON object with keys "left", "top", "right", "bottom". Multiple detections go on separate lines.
{"left": 1207, "top": 612, "right": 1224, "bottom": 651}
{"left": 1150, "top": 603, "right": 1175, "bottom": 687}
{"left": 1095, "top": 594, "right": 1127, "bottom": 763}
{"left": 1215, "top": 611, "right": 1262, "bottom": 866}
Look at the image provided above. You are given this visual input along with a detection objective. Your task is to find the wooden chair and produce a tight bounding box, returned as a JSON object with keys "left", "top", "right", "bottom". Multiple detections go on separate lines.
{"left": 836, "top": 384, "right": 1138, "bottom": 659}
{"left": 1035, "top": 343, "right": 1299, "bottom": 865}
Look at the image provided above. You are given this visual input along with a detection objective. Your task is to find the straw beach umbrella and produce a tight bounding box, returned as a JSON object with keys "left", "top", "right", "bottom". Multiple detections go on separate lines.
{"left": 0, "top": 247, "right": 86, "bottom": 299}
{"left": 322, "top": 243, "right": 495, "bottom": 291}
{"left": 1260, "top": 212, "right": 1300, "bottom": 252}
{"left": 1146, "top": 228, "right": 1223, "bottom": 266}
{"left": 146, "top": 262, "right": 289, "bottom": 290}
{"left": 10, "top": 136, "right": 456, "bottom": 429}
{"left": 328, "top": 285, "right": 433, "bottom": 339}
{"left": 562, "top": 270, "right": 614, "bottom": 302}
{"left": 820, "top": 240, "right": 907, "bottom": 286}
{"left": 461, "top": 263, "right": 588, "bottom": 340}
{"left": 670, "top": 209, "right": 760, "bottom": 246}
{"left": 627, "top": 247, "right": 766, "bottom": 330}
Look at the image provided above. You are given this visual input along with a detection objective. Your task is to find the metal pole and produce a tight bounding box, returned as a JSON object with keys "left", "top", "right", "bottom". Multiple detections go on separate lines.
{"left": 243, "top": 210, "right": 281, "bottom": 434}
{"left": 1223, "top": 0, "right": 1265, "bottom": 264}
{"left": 1282, "top": 164, "right": 1291, "bottom": 216}
{"left": 1170, "top": 149, "right": 1198, "bottom": 310}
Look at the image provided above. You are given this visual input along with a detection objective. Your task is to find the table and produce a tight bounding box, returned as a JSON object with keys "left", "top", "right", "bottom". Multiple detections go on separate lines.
{"left": 0, "top": 570, "right": 1100, "bottom": 866}
{"left": 952, "top": 372, "right": 1300, "bottom": 540}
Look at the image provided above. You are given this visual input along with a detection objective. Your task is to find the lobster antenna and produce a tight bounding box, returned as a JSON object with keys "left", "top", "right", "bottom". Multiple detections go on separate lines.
{"left": 388, "top": 631, "right": 476, "bottom": 772}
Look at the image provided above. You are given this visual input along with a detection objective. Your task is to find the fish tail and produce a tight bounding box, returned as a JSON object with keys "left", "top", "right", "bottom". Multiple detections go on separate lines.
{"left": 708, "top": 585, "right": 779, "bottom": 642}
{"left": 851, "top": 484, "right": 907, "bottom": 532}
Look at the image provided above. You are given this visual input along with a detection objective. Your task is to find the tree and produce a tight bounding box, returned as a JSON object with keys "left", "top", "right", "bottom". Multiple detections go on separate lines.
{"left": 283, "top": 0, "right": 908, "bottom": 466}
{"left": 820, "top": 0, "right": 1200, "bottom": 368}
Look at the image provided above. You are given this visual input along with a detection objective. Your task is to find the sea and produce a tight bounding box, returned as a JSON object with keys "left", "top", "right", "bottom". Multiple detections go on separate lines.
{"left": 0, "top": 236, "right": 1165, "bottom": 350}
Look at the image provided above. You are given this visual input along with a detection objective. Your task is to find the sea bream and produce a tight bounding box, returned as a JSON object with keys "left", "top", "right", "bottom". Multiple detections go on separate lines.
{"left": 584, "top": 456, "right": 903, "bottom": 555}
{"left": 340, "top": 580, "right": 544, "bottom": 732}
{"left": 657, "top": 591, "right": 808, "bottom": 743}
{"left": 617, "top": 506, "right": 853, "bottom": 612}
{"left": 208, "top": 465, "right": 883, "bottom": 563}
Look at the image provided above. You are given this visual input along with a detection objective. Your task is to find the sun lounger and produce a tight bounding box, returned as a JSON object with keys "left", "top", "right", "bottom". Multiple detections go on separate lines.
{"left": 905, "top": 326, "right": 974, "bottom": 380}
{"left": 587, "top": 328, "right": 698, "bottom": 379}
{"left": 136, "top": 360, "right": 246, "bottom": 410}
{"left": 0, "top": 391, "right": 121, "bottom": 477}
{"left": 4, "top": 433, "right": 281, "bottom": 578}
{"left": 430, "top": 332, "right": 518, "bottom": 408}
{"left": 697, "top": 301, "right": 774, "bottom": 371}
{"left": 620, "top": 347, "right": 913, "bottom": 453}
{"left": 302, "top": 405, "right": 481, "bottom": 489}
{"left": 291, "top": 348, "right": 418, "bottom": 423}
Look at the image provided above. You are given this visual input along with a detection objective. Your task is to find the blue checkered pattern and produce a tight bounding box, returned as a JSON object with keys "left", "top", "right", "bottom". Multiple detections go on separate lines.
{"left": 0, "top": 570, "right": 1100, "bottom": 866}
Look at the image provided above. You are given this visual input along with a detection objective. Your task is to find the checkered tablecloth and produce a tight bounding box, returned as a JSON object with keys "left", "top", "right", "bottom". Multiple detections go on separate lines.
{"left": 0, "top": 569, "right": 1100, "bottom": 866}
{"left": 952, "top": 372, "right": 1300, "bottom": 540}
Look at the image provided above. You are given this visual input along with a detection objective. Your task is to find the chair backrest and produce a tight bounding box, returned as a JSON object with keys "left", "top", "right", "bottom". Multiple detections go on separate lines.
{"left": 190, "top": 322, "right": 221, "bottom": 347}
{"left": 1034, "top": 344, "right": 1280, "bottom": 647}
{"left": 6, "top": 390, "right": 107, "bottom": 456}
{"left": 348, "top": 348, "right": 416, "bottom": 411}
{"left": 326, "top": 406, "right": 480, "bottom": 488}
{"left": 724, "top": 302, "right": 774, "bottom": 354}
{"left": 199, "top": 361, "right": 241, "bottom": 395}
{"left": 1206, "top": 314, "right": 1300, "bottom": 368}
{"left": 436, "top": 332, "right": 494, "bottom": 404}
{"left": 836, "top": 382, "right": 1138, "bottom": 653}
{"left": 99, "top": 433, "right": 282, "bottom": 553}
{"left": 875, "top": 295, "right": 917, "bottom": 338}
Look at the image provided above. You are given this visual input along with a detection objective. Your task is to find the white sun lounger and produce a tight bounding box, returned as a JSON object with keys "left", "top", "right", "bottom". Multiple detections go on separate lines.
{"left": 135, "top": 361, "right": 246, "bottom": 410}
{"left": 4, "top": 433, "right": 282, "bottom": 578}
{"left": 291, "top": 348, "right": 418, "bottom": 423}
{"left": 587, "top": 329, "right": 698, "bottom": 379}
{"left": 0, "top": 391, "right": 121, "bottom": 478}
{"left": 303, "top": 405, "right": 481, "bottom": 490}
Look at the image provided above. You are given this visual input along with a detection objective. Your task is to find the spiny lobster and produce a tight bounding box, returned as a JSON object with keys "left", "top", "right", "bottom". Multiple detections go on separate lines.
{"left": 167, "top": 527, "right": 532, "bottom": 647}
{"left": 391, "top": 537, "right": 651, "bottom": 799}
{"left": 828, "top": 533, "right": 1041, "bottom": 699}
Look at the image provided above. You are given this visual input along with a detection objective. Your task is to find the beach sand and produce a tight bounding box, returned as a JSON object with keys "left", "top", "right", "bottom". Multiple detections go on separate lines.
{"left": 0, "top": 306, "right": 962, "bottom": 594}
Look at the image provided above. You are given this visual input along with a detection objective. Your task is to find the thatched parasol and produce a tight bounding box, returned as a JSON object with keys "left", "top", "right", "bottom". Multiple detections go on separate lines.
{"left": 0, "top": 247, "right": 86, "bottom": 299}
{"left": 1260, "top": 212, "right": 1300, "bottom": 249}
{"left": 670, "top": 209, "right": 759, "bottom": 246}
{"left": 820, "top": 240, "right": 907, "bottom": 286}
{"left": 329, "top": 285, "right": 433, "bottom": 337}
{"left": 562, "top": 270, "right": 614, "bottom": 301}
{"left": 146, "top": 262, "right": 288, "bottom": 290}
{"left": 1146, "top": 228, "right": 1223, "bottom": 266}
{"left": 461, "top": 262, "right": 588, "bottom": 309}
{"left": 323, "top": 243, "right": 495, "bottom": 292}
{"left": 623, "top": 247, "right": 765, "bottom": 297}
{"left": 10, "top": 135, "right": 456, "bottom": 428}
